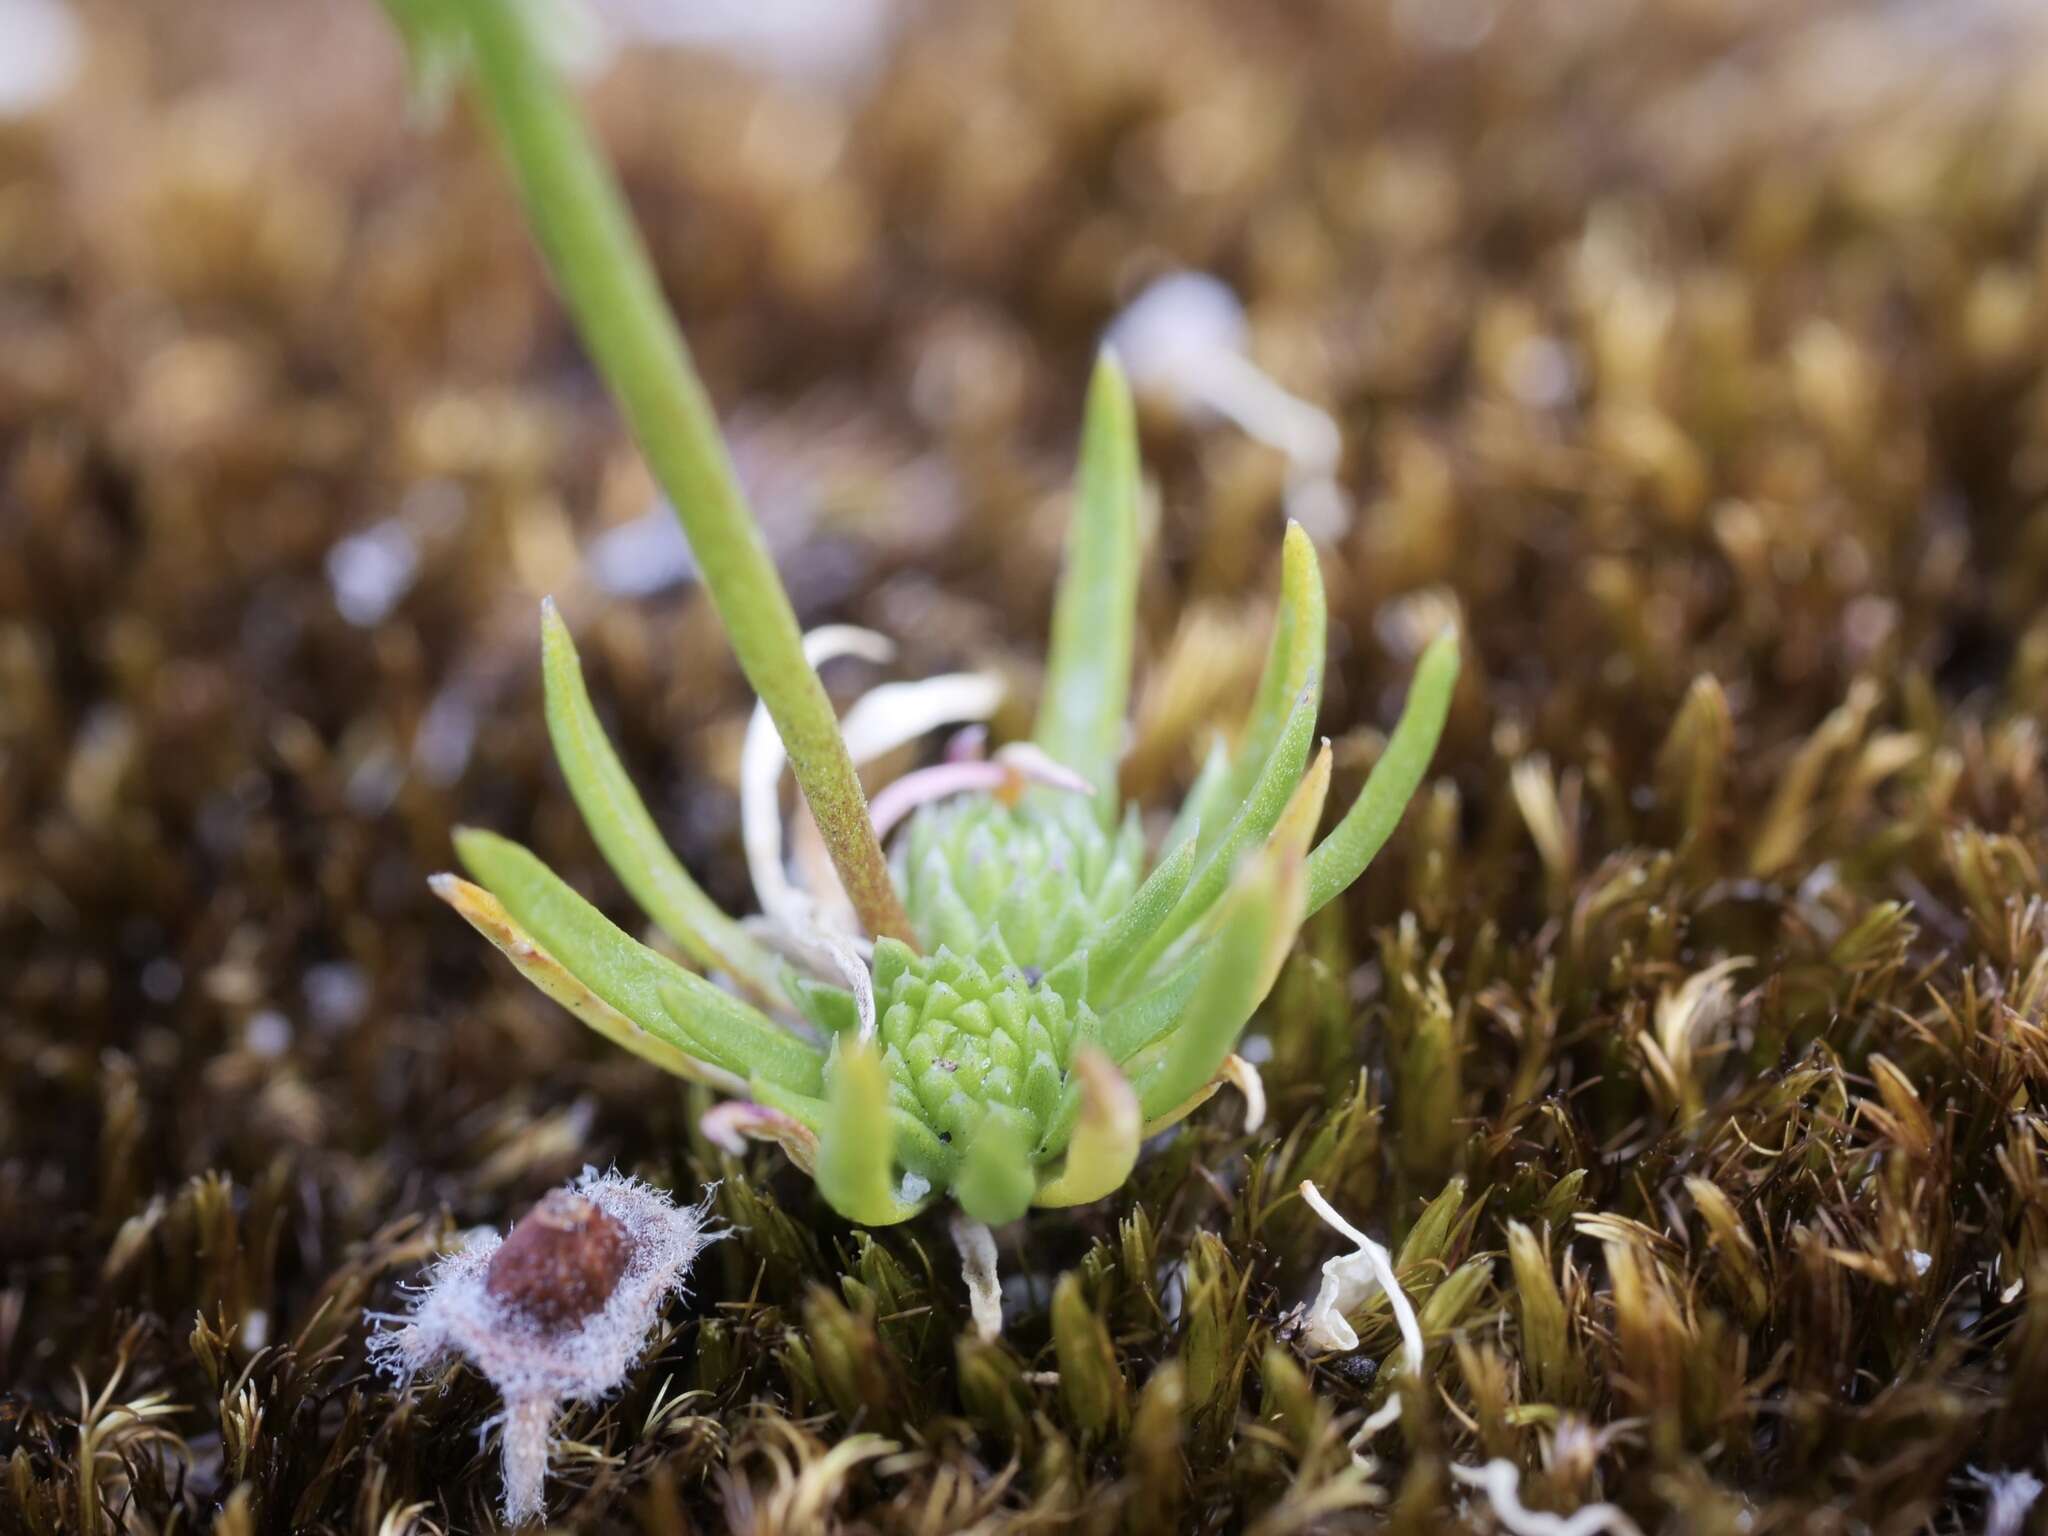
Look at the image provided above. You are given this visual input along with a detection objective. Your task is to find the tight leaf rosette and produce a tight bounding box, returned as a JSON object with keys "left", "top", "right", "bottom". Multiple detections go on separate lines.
{"left": 437, "top": 359, "right": 1457, "bottom": 1333}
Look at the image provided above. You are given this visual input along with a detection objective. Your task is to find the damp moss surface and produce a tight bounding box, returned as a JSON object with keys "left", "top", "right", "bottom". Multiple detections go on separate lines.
{"left": 6, "top": 2, "right": 2048, "bottom": 1532}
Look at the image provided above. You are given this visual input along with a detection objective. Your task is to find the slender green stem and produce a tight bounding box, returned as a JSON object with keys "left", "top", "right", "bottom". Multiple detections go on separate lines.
{"left": 456, "top": 0, "right": 911, "bottom": 944}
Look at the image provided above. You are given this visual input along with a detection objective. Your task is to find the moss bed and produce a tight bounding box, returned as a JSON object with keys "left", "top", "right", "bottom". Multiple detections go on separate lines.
{"left": 6, "top": 1, "right": 2048, "bottom": 1531}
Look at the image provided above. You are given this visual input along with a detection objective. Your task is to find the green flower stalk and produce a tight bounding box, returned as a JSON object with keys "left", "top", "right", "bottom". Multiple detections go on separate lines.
{"left": 394, "top": 0, "right": 1460, "bottom": 1335}
{"left": 399, "top": 0, "right": 911, "bottom": 945}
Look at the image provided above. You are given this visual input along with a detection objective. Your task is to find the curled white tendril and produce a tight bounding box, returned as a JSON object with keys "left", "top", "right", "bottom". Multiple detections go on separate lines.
{"left": 1299, "top": 1185, "right": 1648, "bottom": 1536}
{"left": 1448, "top": 1460, "right": 1644, "bottom": 1536}
{"left": 1298, "top": 1180, "right": 1425, "bottom": 1368}
{"left": 1297, "top": 1180, "right": 1426, "bottom": 1457}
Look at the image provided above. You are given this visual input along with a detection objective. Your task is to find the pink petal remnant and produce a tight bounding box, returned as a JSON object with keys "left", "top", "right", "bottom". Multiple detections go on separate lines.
{"left": 700, "top": 1099, "right": 821, "bottom": 1172}
{"left": 370, "top": 1169, "right": 721, "bottom": 1526}
{"left": 944, "top": 724, "right": 989, "bottom": 763}
{"left": 867, "top": 760, "right": 1012, "bottom": 842}
{"left": 868, "top": 743, "right": 1097, "bottom": 843}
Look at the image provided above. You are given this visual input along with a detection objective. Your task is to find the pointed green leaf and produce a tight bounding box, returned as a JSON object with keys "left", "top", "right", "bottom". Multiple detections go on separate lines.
{"left": 1081, "top": 829, "right": 1200, "bottom": 1005}
{"left": 1132, "top": 823, "right": 1308, "bottom": 1125}
{"left": 956, "top": 1106, "right": 1038, "bottom": 1225}
{"left": 815, "top": 1041, "right": 928, "bottom": 1226}
{"left": 1033, "top": 1048, "right": 1141, "bottom": 1208}
{"left": 540, "top": 599, "right": 784, "bottom": 1003}
{"left": 431, "top": 873, "right": 746, "bottom": 1090}
{"left": 1035, "top": 352, "right": 1141, "bottom": 813}
{"left": 1104, "top": 679, "right": 1318, "bottom": 998}
{"left": 1218, "top": 523, "right": 1326, "bottom": 845}
{"left": 1304, "top": 628, "right": 1460, "bottom": 915}
{"left": 1210, "top": 742, "right": 1329, "bottom": 1001}
{"left": 1161, "top": 734, "right": 1230, "bottom": 858}
{"left": 1099, "top": 950, "right": 1205, "bottom": 1062}
{"left": 453, "top": 826, "right": 823, "bottom": 1094}
{"left": 1270, "top": 741, "right": 1333, "bottom": 861}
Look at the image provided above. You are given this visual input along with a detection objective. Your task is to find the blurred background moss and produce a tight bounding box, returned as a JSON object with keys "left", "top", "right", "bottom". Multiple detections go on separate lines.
{"left": 4, "top": 1, "right": 2048, "bottom": 1531}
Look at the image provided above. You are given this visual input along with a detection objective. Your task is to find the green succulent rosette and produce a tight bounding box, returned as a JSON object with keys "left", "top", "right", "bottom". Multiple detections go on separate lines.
{"left": 437, "top": 358, "right": 1458, "bottom": 1239}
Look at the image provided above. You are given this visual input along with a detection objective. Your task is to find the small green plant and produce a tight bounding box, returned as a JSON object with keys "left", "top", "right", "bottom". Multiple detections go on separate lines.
{"left": 394, "top": 0, "right": 1458, "bottom": 1331}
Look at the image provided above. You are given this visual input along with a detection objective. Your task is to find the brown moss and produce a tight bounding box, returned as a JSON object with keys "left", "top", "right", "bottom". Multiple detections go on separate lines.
{"left": 5, "top": 0, "right": 2048, "bottom": 1531}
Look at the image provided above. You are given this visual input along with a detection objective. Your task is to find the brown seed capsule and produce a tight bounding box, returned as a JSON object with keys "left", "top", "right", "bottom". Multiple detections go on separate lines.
{"left": 485, "top": 1191, "right": 633, "bottom": 1331}
{"left": 374, "top": 1172, "right": 720, "bottom": 1524}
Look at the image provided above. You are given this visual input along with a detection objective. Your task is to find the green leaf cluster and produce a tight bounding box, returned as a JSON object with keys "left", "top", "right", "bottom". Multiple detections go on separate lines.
{"left": 401, "top": 0, "right": 1456, "bottom": 1229}
{"left": 443, "top": 355, "right": 1458, "bottom": 1226}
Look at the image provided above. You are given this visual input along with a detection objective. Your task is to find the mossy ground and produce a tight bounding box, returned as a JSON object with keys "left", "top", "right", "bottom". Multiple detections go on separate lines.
{"left": 6, "top": 1, "right": 2048, "bottom": 1531}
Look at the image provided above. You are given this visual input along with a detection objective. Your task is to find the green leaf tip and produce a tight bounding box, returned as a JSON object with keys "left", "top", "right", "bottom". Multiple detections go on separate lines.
{"left": 1305, "top": 626, "right": 1461, "bottom": 915}
{"left": 1035, "top": 350, "right": 1141, "bottom": 812}
{"left": 1224, "top": 522, "right": 1327, "bottom": 824}
{"left": 956, "top": 1108, "right": 1038, "bottom": 1225}
{"left": 817, "top": 1041, "right": 927, "bottom": 1226}
{"left": 1031, "top": 1048, "right": 1141, "bottom": 1208}
{"left": 537, "top": 598, "right": 783, "bottom": 1003}
{"left": 375, "top": 0, "right": 469, "bottom": 115}
{"left": 430, "top": 869, "right": 746, "bottom": 1090}
{"left": 450, "top": 825, "right": 825, "bottom": 1095}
